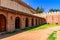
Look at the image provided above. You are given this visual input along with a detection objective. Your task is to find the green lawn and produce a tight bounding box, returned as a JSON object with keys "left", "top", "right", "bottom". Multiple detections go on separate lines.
{"left": 23, "top": 24, "right": 60, "bottom": 31}
{"left": 47, "top": 31, "right": 57, "bottom": 40}
{"left": 6, "top": 24, "right": 60, "bottom": 34}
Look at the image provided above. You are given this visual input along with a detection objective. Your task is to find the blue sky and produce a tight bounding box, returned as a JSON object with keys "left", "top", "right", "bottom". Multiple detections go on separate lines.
{"left": 22, "top": 0, "right": 60, "bottom": 12}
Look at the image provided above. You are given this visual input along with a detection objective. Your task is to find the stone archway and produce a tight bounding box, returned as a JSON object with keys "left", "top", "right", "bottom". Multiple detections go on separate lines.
{"left": 0, "top": 14, "right": 6, "bottom": 32}
{"left": 15, "top": 17, "right": 20, "bottom": 29}
{"left": 25, "top": 18, "right": 29, "bottom": 27}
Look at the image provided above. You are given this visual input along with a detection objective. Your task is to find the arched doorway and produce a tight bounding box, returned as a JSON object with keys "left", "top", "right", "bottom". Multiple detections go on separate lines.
{"left": 25, "top": 18, "right": 29, "bottom": 27}
{"left": 0, "top": 14, "right": 6, "bottom": 32}
{"left": 31, "top": 19, "right": 34, "bottom": 26}
{"left": 15, "top": 17, "right": 20, "bottom": 29}
{"left": 38, "top": 19, "right": 39, "bottom": 25}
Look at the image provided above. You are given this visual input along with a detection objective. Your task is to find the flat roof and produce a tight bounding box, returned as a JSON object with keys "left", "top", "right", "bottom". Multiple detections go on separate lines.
{"left": 0, "top": 6, "right": 40, "bottom": 18}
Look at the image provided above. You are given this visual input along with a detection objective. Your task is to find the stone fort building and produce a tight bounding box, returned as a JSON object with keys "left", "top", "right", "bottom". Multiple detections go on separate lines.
{"left": 0, "top": 0, "right": 46, "bottom": 33}
{"left": 0, "top": 0, "right": 59, "bottom": 33}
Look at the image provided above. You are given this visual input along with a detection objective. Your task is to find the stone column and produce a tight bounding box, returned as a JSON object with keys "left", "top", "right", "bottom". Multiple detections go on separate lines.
{"left": 7, "top": 15, "right": 15, "bottom": 32}
{"left": 37, "top": 18, "right": 39, "bottom": 25}
{"left": 38, "top": 18, "right": 40, "bottom": 25}
{"left": 40, "top": 18, "right": 43, "bottom": 24}
{"left": 7, "top": 16, "right": 12, "bottom": 32}
{"left": 6, "top": 17, "right": 11, "bottom": 32}
{"left": 39, "top": 19, "right": 41, "bottom": 24}
{"left": 20, "top": 17, "right": 25, "bottom": 29}
{"left": 34, "top": 18, "right": 36, "bottom": 26}
{"left": 28, "top": 18, "right": 32, "bottom": 27}
{"left": 39, "top": 18, "right": 41, "bottom": 25}
{"left": 11, "top": 17, "right": 15, "bottom": 32}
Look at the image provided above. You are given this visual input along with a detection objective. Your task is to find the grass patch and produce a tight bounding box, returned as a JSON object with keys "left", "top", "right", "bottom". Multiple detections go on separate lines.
{"left": 47, "top": 31, "right": 57, "bottom": 40}
{"left": 6, "top": 24, "right": 60, "bottom": 34}
{"left": 6, "top": 29, "right": 19, "bottom": 34}
{"left": 26, "top": 24, "right": 60, "bottom": 31}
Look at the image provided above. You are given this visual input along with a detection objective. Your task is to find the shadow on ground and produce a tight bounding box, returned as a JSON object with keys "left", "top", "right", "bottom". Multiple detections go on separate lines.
{"left": 0, "top": 24, "right": 45, "bottom": 39}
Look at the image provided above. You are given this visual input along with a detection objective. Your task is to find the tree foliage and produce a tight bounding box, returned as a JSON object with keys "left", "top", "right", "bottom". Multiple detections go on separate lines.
{"left": 35, "top": 7, "right": 44, "bottom": 13}
{"left": 49, "top": 9, "right": 60, "bottom": 12}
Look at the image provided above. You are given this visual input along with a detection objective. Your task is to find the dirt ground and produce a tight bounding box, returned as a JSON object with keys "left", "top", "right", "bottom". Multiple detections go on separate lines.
{"left": 0, "top": 26, "right": 60, "bottom": 40}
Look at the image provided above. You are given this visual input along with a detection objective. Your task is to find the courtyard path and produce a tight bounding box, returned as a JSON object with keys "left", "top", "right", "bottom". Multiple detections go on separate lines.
{"left": 1, "top": 26, "right": 60, "bottom": 40}
{"left": 57, "top": 31, "right": 60, "bottom": 40}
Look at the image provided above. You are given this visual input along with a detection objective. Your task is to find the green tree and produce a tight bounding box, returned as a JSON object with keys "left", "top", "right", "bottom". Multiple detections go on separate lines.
{"left": 35, "top": 7, "right": 44, "bottom": 13}
{"left": 49, "top": 9, "right": 60, "bottom": 12}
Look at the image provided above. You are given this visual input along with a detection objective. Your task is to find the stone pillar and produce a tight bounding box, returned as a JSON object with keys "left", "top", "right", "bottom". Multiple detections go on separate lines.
{"left": 6, "top": 17, "right": 11, "bottom": 32}
{"left": 31, "top": 18, "right": 36, "bottom": 26}
{"left": 35, "top": 18, "right": 37, "bottom": 26}
{"left": 28, "top": 18, "right": 32, "bottom": 27}
{"left": 37, "top": 18, "right": 39, "bottom": 25}
{"left": 20, "top": 17, "right": 25, "bottom": 29}
{"left": 34, "top": 18, "right": 36, "bottom": 26}
{"left": 39, "top": 18, "right": 41, "bottom": 25}
{"left": 7, "top": 15, "right": 15, "bottom": 32}
{"left": 10, "top": 17, "right": 15, "bottom": 32}
{"left": 41, "top": 18, "right": 43, "bottom": 24}
{"left": 38, "top": 18, "right": 40, "bottom": 25}
{"left": 40, "top": 19, "right": 41, "bottom": 24}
